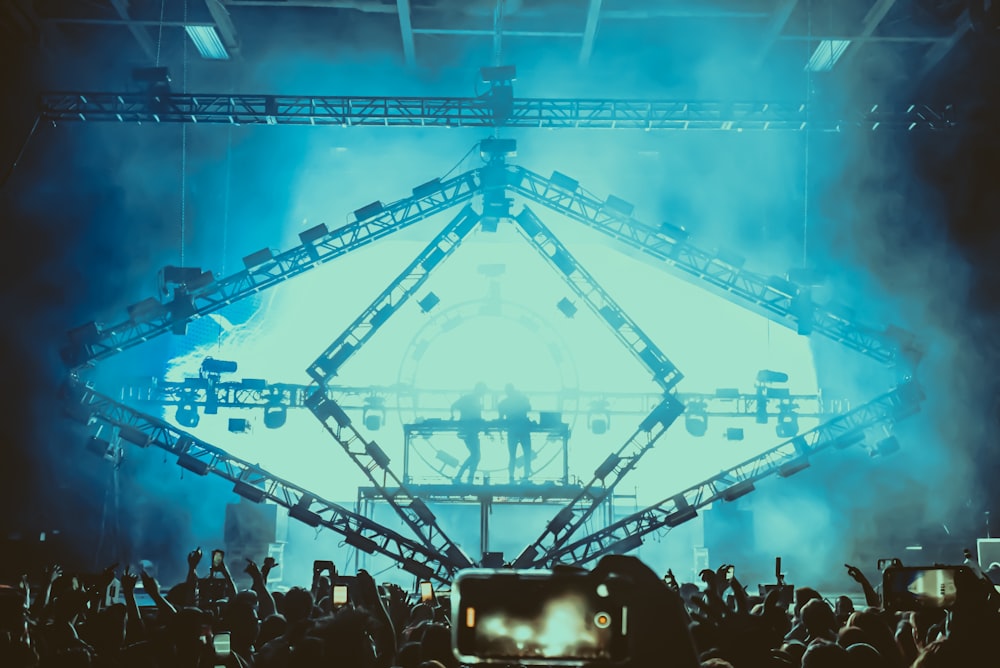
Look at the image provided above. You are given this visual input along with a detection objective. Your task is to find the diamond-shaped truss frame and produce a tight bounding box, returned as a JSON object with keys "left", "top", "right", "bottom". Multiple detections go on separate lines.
{"left": 63, "top": 148, "right": 923, "bottom": 579}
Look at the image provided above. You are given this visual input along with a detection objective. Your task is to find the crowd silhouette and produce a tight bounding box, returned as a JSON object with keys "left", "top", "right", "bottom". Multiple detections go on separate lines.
{"left": 1, "top": 544, "right": 998, "bottom": 667}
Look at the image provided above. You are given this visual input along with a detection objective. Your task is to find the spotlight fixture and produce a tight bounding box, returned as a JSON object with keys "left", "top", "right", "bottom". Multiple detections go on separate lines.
{"left": 756, "top": 369, "right": 789, "bottom": 384}
{"left": 185, "top": 24, "right": 230, "bottom": 60}
{"left": 556, "top": 298, "right": 577, "bottom": 318}
{"left": 201, "top": 357, "right": 238, "bottom": 377}
{"left": 587, "top": 399, "right": 611, "bottom": 435}
{"left": 684, "top": 400, "right": 708, "bottom": 437}
{"left": 775, "top": 402, "right": 800, "bottom": 438}
{"left": 228, "top": 418, "right": 250, "bottom": 434}
{"left": 175, "top": 399, "right": 200, "bottom": 428}
{"left": 363, "top": 396, "right": 386, "bottom": 432}
{"left": 263, "top": 390, "right": 287, "bottom": 430}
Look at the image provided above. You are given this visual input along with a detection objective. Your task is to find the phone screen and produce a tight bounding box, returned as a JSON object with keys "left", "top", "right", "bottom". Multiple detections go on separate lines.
{"left": 453, "top": 570, "right": 628, "bottom": 665}
{"left": 420, "top": 581, "right": 434, "bottom": 602}
{"left": 212, "top": 631, "right": 231, "bottom": 656}
{"left": 212, "top": 550, "right": 224, "bottom": 569}
{"left": 883, "top": 566, "right": 966, "bottom": 610}
{"left": 333, "top": 584, "right": 349, "bottom": 607}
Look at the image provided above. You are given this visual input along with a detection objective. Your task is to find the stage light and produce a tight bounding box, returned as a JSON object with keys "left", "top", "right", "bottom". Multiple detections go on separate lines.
{"left": 588, "top": 400, "right": 611, "bottom": 435}
{"left": 401, "top": 558, "right": 435, "bottom": 581}
{"left": 778, "top": 458, "right": 810, "bottom": 478}
{"left": 480, "top": 64, "right": 517, "bottom": 83}
{"left": 263, "top": 404, "right": 287, "bottom": 430}
{"left": 363, "top": 396, "right": 386, "bottom": 431}
{"left": 365, "top": 441, "right": 391, "bottom": 469}
{"left": 242, "top": 248, "right": 274, "bottom": 270}
{"left": 722, "top": 480, "right": 755, "bottom": 502}
{"left": 602, "top": 195, "right": 634, "bottom": 219}
{"left": 201, "top": 357, "right": 238, "bottom": 377}
{"left": 684, "top": 401, "right": 708, "bottom": 437}
{"left": 233, "top": 480, "right": 266, "bottom": 503}
{"left": 594, "top": 454, "right": 620, "bottom": 480}
{"left": 725, "top": 428, "right": 744, "bottom": 441}
{"left": 127, "top": 297, "right": 168, "bottom": 324}
{"left": 665, "top": 496, "right": 698, "bottom": 527}
{"left": 556, "top": 298, "right": 577, "bottom": 318}
{"left": 775, "top": 402, "right": 799, "bottom": 438}
{"left": 417, "top": 292, "right": 440, "bottom": 313}
{"left": 132, "top": 66, "right": 171, "bottom": 87}
{"left": 481, "top": 552, "right": 505, "bottom": 568}
{"left": 435, "top": 450, "right": 460, "bottom": 468}
{"left": 547, "top": 507, "right": 575, "bottom": 535}
{"left": 289, "top": 500, "right": 322, "bottom": 528}
{"left": 86, "top": 436, "right": 113, "bottom": 459}
{"left": 549, "top": 171, "right": 579, "bottom": 192}
{"left": 479, "top": 138, "right": 517, "bottom": 160}
{"left": 175, "top": 401, "right": 200, "bottom": 428}
{"left": 118, "top": 424, "right": 150, "bottom": 447}
{"left": 299, "top": 223, "right": 329, "bottom": 245}
{"left": 608, "top": 534, "right": 643, "bottom": 555}
{"left": 228, "top": 418, "right": 250, "bottom": 433}
{"left": 870, "top": 436, "right": 901, "bottom": 457}
{"left": 177, "top": 453, "right": 210, "bottom": 476}
{"left": 354, "top": 201, "right": 384, "bottom": 222}
{"left": 344, "top": 531, "right": 378, "bottom": 554}
{"left": 756, "top": 369, "right": 789, "bottom": 384}
{"left": 409, "top": 498, "right": 436, "bottom": 524}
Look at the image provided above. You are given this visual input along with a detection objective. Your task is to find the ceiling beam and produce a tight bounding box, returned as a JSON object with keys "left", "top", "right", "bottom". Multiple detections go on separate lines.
{"left": 753, "top": 0, "right": 799, "bottom": 66}
{"left": 108, "top": 0, "right": 157, "bottom": 62}
{"left": 579, "top": 0, "right": 602, "bottom": 67}
{"left": 837, "top": 0, "right": 898, "bottom": 70}
{"left": 396, "top": 0, "right": 416, "bottom": 67}
{"left": 205, "top": 0, "right": 240, "bottom": 57}
{"left": 920, "top": 8, "right": 971, "bottom": 79}
{"left": 412, "top": 28, "right": 580, "bottom": 38}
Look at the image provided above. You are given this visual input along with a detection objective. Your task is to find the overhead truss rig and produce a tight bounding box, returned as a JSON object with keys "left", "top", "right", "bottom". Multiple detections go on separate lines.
{"left": 62, "top": 164, "right": 918, "bottom": 372}
{"left": 39, "top": 93, "right": 955, "bottom": 132}
{"left": 118, "top": 378, "right": 847, "bottom": 419}
{"left": 58, "top": 105, "right": 928, "bottom": 573}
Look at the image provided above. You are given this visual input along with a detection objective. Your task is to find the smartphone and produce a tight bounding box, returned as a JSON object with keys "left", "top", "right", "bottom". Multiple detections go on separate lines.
{"left": 333, "top": 584, "right": 349, "bottom": 607}
{"left": 452, "top": 569, "right": 629, "bottom": 666}
{"left": 882, "top": 565, "right": 969, "bottom": 611}
{"left": 211, "top": 550, "right": 225, "bottom": 571}
{"left": 212, "top": 631, "right": 231, "bottom": 657}
{"left": 725, "top": 566, "right": 735, "bottom": 581}
{"left": 313, "top": 560, "right": 335, "bottom": 576}
{"left": 420, "top": 581, "right": 434, "bottom": 602}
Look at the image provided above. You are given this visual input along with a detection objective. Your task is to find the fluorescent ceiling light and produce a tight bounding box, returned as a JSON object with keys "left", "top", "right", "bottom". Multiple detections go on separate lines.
{"left": 804, "top": 40, "right": 850, "bottom": 72}
{"left": 185, "top": 25, "right": 230, "bottom": 60}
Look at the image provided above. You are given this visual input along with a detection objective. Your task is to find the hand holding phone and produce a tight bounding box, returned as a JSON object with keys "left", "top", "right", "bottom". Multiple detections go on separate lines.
{"left": 211, "top": 550, "right": 225, "bottom": 572}
{"left": 420, "top": 581, "right": 434, "bottom": 602}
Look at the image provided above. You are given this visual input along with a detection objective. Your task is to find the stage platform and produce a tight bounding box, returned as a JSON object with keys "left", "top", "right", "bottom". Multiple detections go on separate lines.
{"left": 358, "top": 481, "right": 604, "bottom": 503}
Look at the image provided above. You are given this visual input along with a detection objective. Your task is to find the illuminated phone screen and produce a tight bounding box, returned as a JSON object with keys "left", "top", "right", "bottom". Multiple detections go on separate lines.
{"left": 454, "top": 571, "right": 627, "bottom": 664}
{"left": 884, "top": 567, "right": 962, "bottom": 610}
{"left": 420, "top": 581, "right": 434, "bottom": 602}
{"left": 333, "top": 585, "right": 349, "bottom": 606}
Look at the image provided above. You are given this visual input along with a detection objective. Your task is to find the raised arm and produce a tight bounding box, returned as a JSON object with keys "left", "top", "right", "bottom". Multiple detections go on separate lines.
{"left": 846, "top": 564, "right": 880, "bottom": 608}
{"left": 245, "top": 558, "right": 276, "bottom": 619}
{"left": 120, "top": 567, "right": 145, "bottom": 642}
{"left": 140, "top": 570, "right": 176, "bottom": 618}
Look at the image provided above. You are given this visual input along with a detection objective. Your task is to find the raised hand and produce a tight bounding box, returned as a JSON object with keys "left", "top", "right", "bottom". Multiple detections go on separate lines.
{"left": 187, "top": 547, "right": 202, "bottom": 570}
{"left": 845, "top": 564, "right": 865, "bottom": 583}
{"left": 139, "top": 570, "right": 160, "bottom": 598}
{"left": 261, "top": 556, "right": 278, "bottom": 580}
{"left": 46, "top": 564, "right": 63, "bottom": 585}
{"left": 121, "top": 567, "right": 138, "bottom": 596}
{"left": 100, "top": 562, "right": 120, "bottom": 588}
{"left": 245, "top": 559, "right": 263, "bottom": 582}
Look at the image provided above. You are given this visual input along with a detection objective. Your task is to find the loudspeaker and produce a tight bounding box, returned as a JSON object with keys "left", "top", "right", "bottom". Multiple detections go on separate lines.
{"left": 224, "top": 500, "right": 287, "bottom": 546}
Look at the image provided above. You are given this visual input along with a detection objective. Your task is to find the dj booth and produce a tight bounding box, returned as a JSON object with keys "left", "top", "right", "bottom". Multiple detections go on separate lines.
{"left": 402, "top": 413, "right": 571, "bottom": 485}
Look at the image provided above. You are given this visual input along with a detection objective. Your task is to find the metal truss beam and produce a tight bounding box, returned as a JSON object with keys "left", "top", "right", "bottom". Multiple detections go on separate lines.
{"left": 542, "top": 381, "right": 924, "bottom": 567}
{"left": 119, "top": 379, "right": 845, "bottom": 419}
{"left": 306, "top": 391, "right": 474, "bottom": 568}
{"left": 304, "top": 208, "right": 482, "bottom": 565}
{"left": 61, "top": 170, "right": 480, "bottom": 368}
{"left": 513, "top": 207, "right": 683, "bottom": 391}
{"left": 63, "top": 380, "right": 462, "bottom": 583}
{"left": 307, "top": 206, "right": 480, "bottom": 383}
{"left": 506, "top": 166, "right": 920, "bottom": 369}
{"left": 38, "top": 92, "right": 957, "bottom": 131}
{"left": 512, "top": 394, "right": 684, "bottom": 568}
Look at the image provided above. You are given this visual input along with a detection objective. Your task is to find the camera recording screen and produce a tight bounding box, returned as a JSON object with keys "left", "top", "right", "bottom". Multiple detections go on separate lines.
{"left": 454, "top": 572, "right": 625, "bottom": 664}
{"left": 884, "top": 567, "right": 960, "bottom": 610}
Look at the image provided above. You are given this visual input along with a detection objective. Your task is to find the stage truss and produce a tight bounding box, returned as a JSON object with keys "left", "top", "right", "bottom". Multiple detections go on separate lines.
{"left": 58, "top": 81, "right": 926, "bottom": 580}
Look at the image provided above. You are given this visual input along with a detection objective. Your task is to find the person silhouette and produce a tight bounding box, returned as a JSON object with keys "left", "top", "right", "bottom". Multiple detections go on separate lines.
{"left": 498, "top": 383, "right": 532, "bottom": 483}
{"left": 451, "top": 382, "right": 487, "bottom": 485}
